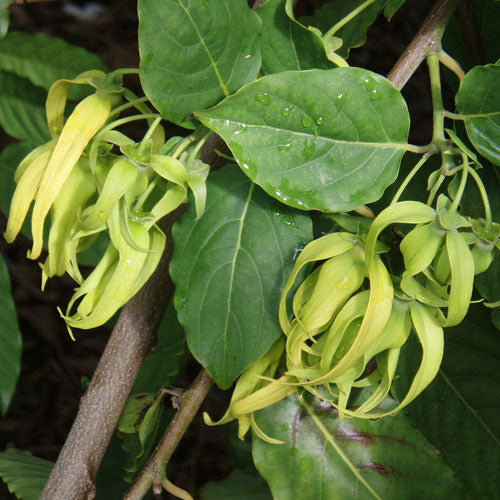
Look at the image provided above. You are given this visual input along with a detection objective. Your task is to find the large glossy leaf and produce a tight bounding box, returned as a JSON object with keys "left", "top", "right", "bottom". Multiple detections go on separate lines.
{"left": 0, "top": 31, "right": 107, "bottom": 91}
{"left": 0, "top": 255, "right": 21, "bottom": 414}
{"left": 456, "top": 64, "right": 500, "bottom": 165}
{"left": 395, "top": 305, "right": 500, "bottom": 497}
{"left": 200, "top": 470, "right": 272, "bottom": 500}
{"left": 300, "top": 0, "right": 386, "bottom": 58}
{"left": 252, "top": 393, "right": 463, "bottom": 500}
{"left": 131, "top": 300, "right": 187, "bottom": 394}
{"left": 138, "top": 0, "right": 261, "bottom": 128}
{"left": 0, "top": 71, "right": 49, "bottom": 143}
{"left": 256, "top": 0, "right": 333, "bottom": 74}
{"left": 170, "top": 166, "right": 312, "bottom": 388}
{"left": 0, "top": 449, "right": 53, "bottom": 500}
{"left": 197, "top": 68, "right": 410, "bottom": 213}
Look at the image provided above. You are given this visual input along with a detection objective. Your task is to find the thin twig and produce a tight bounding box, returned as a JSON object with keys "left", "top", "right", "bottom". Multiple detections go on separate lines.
{"left": 123, "top": 369, "right": 213, "bottom": 499}
{"left": 388, "top": 0, "right": 461, "bottom": 90}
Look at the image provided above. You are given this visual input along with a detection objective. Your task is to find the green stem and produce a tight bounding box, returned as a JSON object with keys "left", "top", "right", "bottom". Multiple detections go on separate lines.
{"left": 427, "top": 54, "right": 447, "bottom": 149}
{"left": 171, "top": 136, "right": 196, "bottom": 160}
{"left": 449, "top": 153, "right": 469, "bottom": 212}
{"left": 134, "top": 177, "right": 158, "bottom": 212}
{"left": 138, "top": 117, "right": 162, "bottom": 155}
{"left": 439, "top": 50, "right": 465, "bottom": 81}
{"left": 443, "top": 111, "right": 465, "bottom": 120}
{"left": 107, "top": 67, "right": 140, "bottom": 78}
{"left": 97, "top": 113, "right": 161, "bottom": 137}
{"left": 186, "top": 130, "right": 212, "bottom": 169}
{"left": 109, "top": 96, "right": 149, "bottom": 117}
{"left": 427, "top": 173, "right": 445, "bottom": 206}
{"left": 391, "top": 153, "right": 433, "bottom": 205}
{"left": 323, "top": 0, "right": 377, "bottom": 39}
{"left": 468, "top": 167, "right": 492, "bottom": 226}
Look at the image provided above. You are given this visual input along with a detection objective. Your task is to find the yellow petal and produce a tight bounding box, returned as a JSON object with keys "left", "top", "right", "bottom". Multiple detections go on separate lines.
{"left": 30, "top": 92, "right": 112, "bottom": 259}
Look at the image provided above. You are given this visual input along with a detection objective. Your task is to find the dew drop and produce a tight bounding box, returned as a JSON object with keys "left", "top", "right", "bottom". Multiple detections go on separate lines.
{"left": 255, "top": 92, "right": 271, "bottom": 105}
{"left": 302, "top": 140, "right": 316, "bottom": 158}
{"left": 275, "top": 189, "right": 289, "bottom": 201}
{"left": 224, "top": 119, "right": 230, "bottom": 126}
{"left": 335, "top": 92, "right": 347, "bottom": 110}
{"left": 281, "top": 105, "right": 293, "bottom": 116}
{"left": 277, "top": 142, "right": 292, "bottom": 151}
{"left": 244, "top": 54, "right": 252, "bottom": 59}
{"left": 316, "top": 116, "right": 325, "bottom": 126}
{"left": 233, "top": 125, "right": 248, "bottom": 135}
{"left": 336, "top": 275, "right": 351, "bottom": 290}
{"left": 361, "top": 75, "right": 376, "bottom": 91}
{"left": 370, "top": 88, "right": 382, "bottom": 101}
{"left": 301, "top": 115, "right": 313, "bottom": 128}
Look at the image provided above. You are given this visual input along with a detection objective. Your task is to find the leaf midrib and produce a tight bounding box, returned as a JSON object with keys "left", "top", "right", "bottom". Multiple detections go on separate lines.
{"left": 177, "top": 0, "right": 229, "bottom": 97}
{"left": 221, "top": 183, "right": 255, "bottom": 380}
{"left": 300, "top": 397, "right": 382, "bottom": 500}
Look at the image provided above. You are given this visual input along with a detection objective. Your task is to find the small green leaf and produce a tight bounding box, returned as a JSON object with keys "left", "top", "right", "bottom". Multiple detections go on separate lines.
{"left": 0, "top": 1, "right": 13, "bottom": 39}
{"left": 170, "top": 166, "right": 312, "bottom": 388}
{"left": 138, "top": 0, "right": 261, "bottom": 127}
{"left": 456, "top": 64, "right": 500, "bottom": 165}
{"left": 0, "top": 31, "right": 107, "bottom": 91}
{"left": 200, "top": 470, "right": 272, "bottom": 500}
{"left": 0, "top": 255, "right": 21, "bottom": 414}
{"left": 384, "top": 0, "right": 407, "bottom": 20}
{"left": 301, "top": 0, "right": 386, "bottom": 58}
{"left": 0, "top": 449, "right": 53, "bottom": 500}
{"left": 198, "top": 68, "right": 409, "bottom": 212}
{"left": 252, "top": 393, "right": 463, "bottom": 500}
{"left": 0, "top": 71, "right": 49, "bottom": 143}
{"left": 256, "top": 0, "right": 333, "bottom": 74}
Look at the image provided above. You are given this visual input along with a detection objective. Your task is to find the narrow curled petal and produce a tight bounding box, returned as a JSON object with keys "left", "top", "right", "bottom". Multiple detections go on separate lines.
{"left": 364, "top": 201, "right": 436, "bottom": 266}
{"left": 30, "top": 92, "right": 112, "bottom": 259}
{"left": 443, "top": 229, "right": 474, "bottom": 326}
{"left": 4, "top": 147, "right": 53, "bottom": 243}
{"left": 279, "top": 232, "right": 356, "bottom": 334}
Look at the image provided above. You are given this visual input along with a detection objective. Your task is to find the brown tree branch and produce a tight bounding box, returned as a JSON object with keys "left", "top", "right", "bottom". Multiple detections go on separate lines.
{"left": 39, "top": 213, "right": 178, "bottom": 500}
{"left": 123, "top": 369, "right": 213, "bottom": 499}
{"left": 39, "top": 133, "right": 225, "bottom": 500}
{"left": 388, "top": 0, "right": 461, "bottom": 90}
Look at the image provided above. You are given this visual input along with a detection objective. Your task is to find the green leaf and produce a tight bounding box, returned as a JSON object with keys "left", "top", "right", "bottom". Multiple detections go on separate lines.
{"left": 0, "top": 449, "right": 53, "bottom": 500}
{"left": 138, "top": 0, "right": 261, "bottom": 128}
{"left": 0, "top": 71, "right": 49, "bottom": 143}
{"left": 384, "top": 0, "right": 406, "bottom": 19}
{"left": 0, "top": 1, "right": 13, "bottom": 39}
{"left": 456, "top": 64, "right": 500, "bottom": 165}
{"left": 170, "top": 166, "right": 313, "bottom": 388}
{"left": 197, "top": 68, "right": 410, "bottom": 213}
{"left": 395, "top": 305, "right": 500, "bottom": 498}
{"left": 0, "top": 31, "right": 107, "bottom": 91}
{"left": 200, "top": 470, "right": 272, "bottom": 500}
{"left": 252, "top": 393, "right": 463, "bottom": 500}
{"left": 0, "top": 255, "right": 21, "bottom": 414}
{"left": 256, "top": 0, "right": 333, "bottom": 74}
{"left": 300, "top": 0, "right": 386, "bottom": 58}
{"left": 131, "top": 300, "right": 187, "bottom": 394}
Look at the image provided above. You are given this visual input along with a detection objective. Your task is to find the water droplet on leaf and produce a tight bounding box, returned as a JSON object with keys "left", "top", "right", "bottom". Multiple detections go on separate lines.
{"left": 361, "top": 75, "right": 377, "bottom": 91}
{"left": 301, "top": 115, "right": 313, "bottom": 128}
{"left": 255, "top": 92, "right": 271, "bottom": 105}
{"left": 281, "top": 105, "right": 293, "bottom": 116}
{"left": 277, "top": 142, "right": 292, "bottom": 151}
{"left": 335, "top": 92, "right": 347, "bottom": 110}
{"left": 303, "top": 140, "right": 316, "bottom": 158}
{"left": 370, "top": 88, "right": 382, "bottom": 101}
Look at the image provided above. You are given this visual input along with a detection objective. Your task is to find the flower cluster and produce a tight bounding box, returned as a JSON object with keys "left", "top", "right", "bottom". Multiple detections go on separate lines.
{"left": 206, "top": 196, "right": 499, "bottom": 442}
{"left": 4, "top": 70, "right": 209, "bottom": 337}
